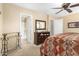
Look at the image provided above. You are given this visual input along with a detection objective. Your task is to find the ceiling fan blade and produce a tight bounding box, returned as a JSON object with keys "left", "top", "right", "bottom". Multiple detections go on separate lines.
{"left": 65, "top": 9, "right": 72, "bottom": 13}
{"left": 56, "top": 9, "right": 63, "bottom": 14}
{"left": 70, "top": 3, "right": 79, "bottom": 8}
{"left": 62, "top": 3, "right": 71, "bottom": 8}
{"left": 52, "top": 7, "right": 62, "bottom": 9}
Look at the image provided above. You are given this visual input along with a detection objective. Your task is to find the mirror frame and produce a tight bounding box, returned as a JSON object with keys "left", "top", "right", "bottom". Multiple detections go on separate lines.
{"left": 35, "top": 20, "right": 46, "bottom": 30}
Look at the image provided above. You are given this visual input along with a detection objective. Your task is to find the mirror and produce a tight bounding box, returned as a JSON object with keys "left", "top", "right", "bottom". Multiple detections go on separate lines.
{"left": 35, "top": 20, "right": 46, "bottom": 30}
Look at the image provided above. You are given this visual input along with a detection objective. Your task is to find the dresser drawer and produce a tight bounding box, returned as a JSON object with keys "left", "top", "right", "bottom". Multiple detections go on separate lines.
{"left": 34, "top": 32, "right": 50, "bottom": 45}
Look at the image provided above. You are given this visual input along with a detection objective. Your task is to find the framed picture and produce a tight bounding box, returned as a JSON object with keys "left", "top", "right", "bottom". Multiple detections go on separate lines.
{"left": 35, "top": 20, "right": 46, "bottom": 30}
{"left": 68, "top": 22, "right": 79, "bottom": 28}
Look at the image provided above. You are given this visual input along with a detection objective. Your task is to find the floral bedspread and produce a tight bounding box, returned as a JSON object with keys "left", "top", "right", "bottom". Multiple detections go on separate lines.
{"left": 40, "top": 32, "right": 79, "bottom": 56}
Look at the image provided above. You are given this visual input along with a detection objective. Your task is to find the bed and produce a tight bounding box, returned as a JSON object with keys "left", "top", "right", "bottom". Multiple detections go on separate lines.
{"left": 40, "top": 32, "right": 79, "bottom": 56}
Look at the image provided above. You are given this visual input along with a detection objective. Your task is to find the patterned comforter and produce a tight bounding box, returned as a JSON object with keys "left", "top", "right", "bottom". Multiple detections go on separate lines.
{"left": 40, "top": 32, "right": 79, "bottom": 56}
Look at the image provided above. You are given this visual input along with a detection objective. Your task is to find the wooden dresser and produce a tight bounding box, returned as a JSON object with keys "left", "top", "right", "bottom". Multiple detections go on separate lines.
{"left": 34, "top": 32, "right": 50, "bottom": 45}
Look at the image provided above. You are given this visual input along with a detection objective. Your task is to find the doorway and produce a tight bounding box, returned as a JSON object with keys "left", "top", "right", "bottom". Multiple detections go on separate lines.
{"left": 50, "top": 19, "right": 63, "bottom": 35}
{"left": 20, "top": 14, "right": 33, "bottom": 48}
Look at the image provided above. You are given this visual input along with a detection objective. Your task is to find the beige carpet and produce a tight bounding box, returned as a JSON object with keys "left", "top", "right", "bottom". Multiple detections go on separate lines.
{"left": 7, "top": 40, "right": 40, "bottom": 56}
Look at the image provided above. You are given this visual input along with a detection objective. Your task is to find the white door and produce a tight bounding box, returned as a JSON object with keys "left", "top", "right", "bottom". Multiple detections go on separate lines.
{"left": 51, "top": 19, "right": 63, "bottom": 35}
{"left": 25, "top": 16, "right": 31, "bottom": 43}
{"left": 20, "top": 15, "right": 33, "bottom": 47}
{"left": 20, "top": 17, "right": 27, "bottom": 40}
{"left": 53, "top": 19, "right": 63, "bottom": 35}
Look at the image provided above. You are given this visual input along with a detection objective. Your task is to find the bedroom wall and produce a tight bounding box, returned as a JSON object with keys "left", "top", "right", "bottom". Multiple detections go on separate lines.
{"left": 63, "top": 13, "right": 79, "bottom": 33}
{"left": 0, "top": 4, "right": 3, "bottom": 34}
{"left": 47, "top": 15, "right": 54, "bottom": 32}
{"left": 2, "top": 3, "right": 49, "bottom": 44}
{"left": 3, "top": 3, "right": 48, "bottom": 33}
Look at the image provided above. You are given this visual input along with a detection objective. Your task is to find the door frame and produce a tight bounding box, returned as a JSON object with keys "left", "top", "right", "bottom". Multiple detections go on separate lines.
{"left": 19, "top": 13, "right": 33, "bottom": 44}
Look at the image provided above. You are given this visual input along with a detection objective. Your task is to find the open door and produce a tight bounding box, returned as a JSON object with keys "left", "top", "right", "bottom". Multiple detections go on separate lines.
{"left": 20, "top": 14, "right": 33, "bottom": 48}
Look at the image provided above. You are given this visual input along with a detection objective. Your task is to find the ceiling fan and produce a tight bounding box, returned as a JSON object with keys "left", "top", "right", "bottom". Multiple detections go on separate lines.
{"left": 52, "top": 3, "right": 79, "bottom": 14}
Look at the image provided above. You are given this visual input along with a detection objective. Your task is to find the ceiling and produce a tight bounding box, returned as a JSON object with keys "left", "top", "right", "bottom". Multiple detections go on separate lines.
{"left": 14, "top": 3, "right": 79, "bottom": 17}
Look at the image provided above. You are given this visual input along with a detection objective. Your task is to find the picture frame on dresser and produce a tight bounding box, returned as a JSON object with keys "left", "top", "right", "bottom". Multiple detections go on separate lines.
{"left": 35, "top": 20, "right": 46, "bottom": 30}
